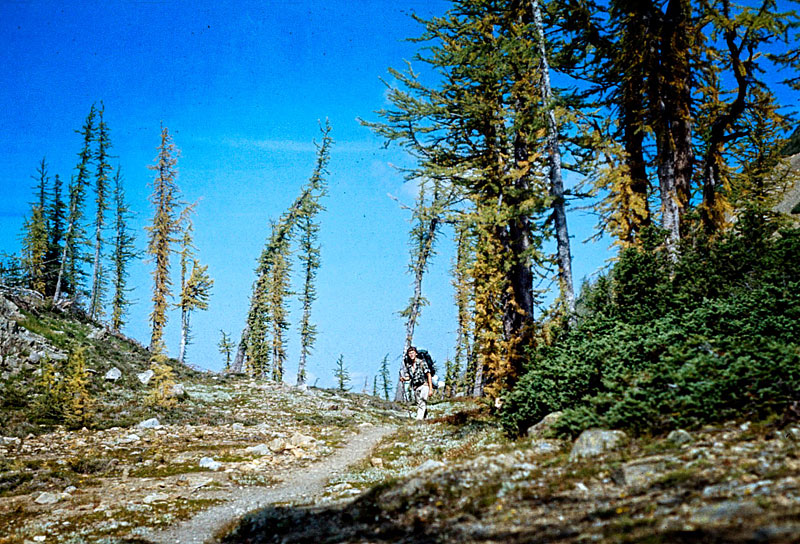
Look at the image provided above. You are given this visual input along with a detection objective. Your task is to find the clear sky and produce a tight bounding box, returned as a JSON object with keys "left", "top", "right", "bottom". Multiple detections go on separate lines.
{"left": 1, "top": 0, "right": 628, "bottom": 388}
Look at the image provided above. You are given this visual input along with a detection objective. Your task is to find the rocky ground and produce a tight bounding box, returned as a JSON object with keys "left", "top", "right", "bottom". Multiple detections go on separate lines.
{"left": 0, "top": 379, "right": 405, "bottom": 544}
{"left": 224, "top": 409, "right": 800, "bottom": 544}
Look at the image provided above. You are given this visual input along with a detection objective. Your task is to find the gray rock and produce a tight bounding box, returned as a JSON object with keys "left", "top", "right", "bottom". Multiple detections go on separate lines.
{"left": 34, "top": 492, "right": 61, "bottom": 505}
{"left": 618, "top": 456, "right": 674, "bottom": 489}
{"left": 690, "top": 500, "right": 763, "bottom": 525}
{"left": 171, "top": 383, "right": 185, "bottom": 396}
{"left": 104, "top": 367, "right": 122, "bottom": 382}
{"left": 268, "top": 438, "right": 286, "bottom": 453}
{"left": 526, "top": 411, "right": 564, "bottom": 438}
{"left": 569, "top": 429, "right": 628, "bottom": 461}
{"left": 530, "top": 439, "right": 561, "bottom": 454}
{"left": 142, "top": 492, "right": 169, "bottom": 504}
{"left": 137, "top": 370, "right": 154, "bottom": 385}
{"left": 87, "top": 328, "right": 107, "bottom": 341}
{"left": 232, "top": 423, "right": 245, "bottom": 431}
{"left": 667, "top": 429, "right": 693, "bottom": 446}
{"left": 412, "top": 459, "right": 445, "bottom": 474}
{"left": 137, "top": 418, "right": 161, "bottom": 429}
{"left": 289, "top": 432, "right": 313, "bottom": 447}
{"left": 245, "top": 444, "right": 272, "bottom": 456}
{"left": 199, "top": 457, "right": 222, "bottom": 471}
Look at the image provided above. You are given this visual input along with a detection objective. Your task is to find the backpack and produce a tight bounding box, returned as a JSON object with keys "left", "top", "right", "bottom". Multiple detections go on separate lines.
{"left": 417, "top": 349, "right": 437, "bottom": 383}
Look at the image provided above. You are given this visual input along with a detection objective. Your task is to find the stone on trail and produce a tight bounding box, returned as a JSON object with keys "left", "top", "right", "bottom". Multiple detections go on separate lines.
{"left": 569, "top": 429, "right": 628, "bottom": 461}
{"left": 137, "top": 418, "right": 161, "bottom": 429}
{"left": 104, "top": 367, "right": 122, "bottom": 382}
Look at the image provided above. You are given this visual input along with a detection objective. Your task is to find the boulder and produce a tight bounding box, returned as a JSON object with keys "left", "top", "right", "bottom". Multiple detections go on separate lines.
{"left": 527, "top": 412, "right": 564, "bottom": 438}
{"left": 199, "top": 457, "right": 222, "bottom": 471}
{"left": 268, "top": 438, "right": 286, "bottom": 453}
{"left": 34, "top": 492, "right": 61, "bottom": 505}
{"left": 667, "top": 429, "right": 693, "bottom": 446}
{"left": 137, "top": 370, "right": 154, "bottom": 385}
{"left": 137, "top": 418, "right": 161, "bottom": 429}
{"left": 569, "top": 429, "right": 628, "bottom": 461}
{"left": 171, "top": 383, "right": 185, "bottom": 397}
{"left": 370, "top": 457, "right": 384, "bottom": 468}
{"left": 104, "top": 367, "right": 122, "bottom": 382}
{"left": 289, "top": 432, "right": 314, "bottom": 447}
{"left": 615, "top": 456, "right": 674, "bottom": 489}
{"left": 245, "top": 444, "right": 272, "bottom": 456}
{"left": 142, "top": 493, "right": 169, "bottom": 504}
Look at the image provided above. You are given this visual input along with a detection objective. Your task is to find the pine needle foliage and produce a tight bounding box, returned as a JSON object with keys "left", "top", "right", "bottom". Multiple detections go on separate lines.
{"left": 62, "top": 348, "right": 94, "bottom": 429}
{"left": 89, "top": 103, "right": 112, "bottom": 321}
{"left": 146, "top": 125, "right": 181, "bottom": 353}
{"left": 334, "top": 354, "right": 350, "bottom": 392}
{"left": 218, "top": 330, "right": 236, "bottom": 372}
{"left": 379, "top": 353, "right": 392, "bottom": 401}
{"left": 20, "top": 205, "right": 48, "bottom": 294}
{"left": 110, "top": 168, "right": 137, "bottom": 332}
{"left": 146, "top": 353, "right": 178, "bottom": 409}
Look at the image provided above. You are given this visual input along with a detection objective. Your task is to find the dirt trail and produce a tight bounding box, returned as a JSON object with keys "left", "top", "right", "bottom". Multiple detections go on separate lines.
{"left": 145, "top": 424, "right": 396, "bottom": 544}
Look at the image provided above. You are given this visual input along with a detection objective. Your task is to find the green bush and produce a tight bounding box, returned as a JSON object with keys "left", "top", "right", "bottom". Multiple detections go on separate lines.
{"left": 501, "top": 216, "right": 800, "bottom": 437}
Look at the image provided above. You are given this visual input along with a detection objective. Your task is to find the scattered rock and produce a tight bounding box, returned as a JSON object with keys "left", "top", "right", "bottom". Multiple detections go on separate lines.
{"left": 199, "top": 457, "right": 222, "bottom": 471}
{"left": 268, "top": 438, "right": 286, "bottom": 453}
{"left": 137, "top": 370, "right": 154, "bottom": 385}
{"left": 690, "top": 500, "right": 764, "bottom": 525}
{"left": 171, "top": 383, "right": 185, "bottom": 397}
{"left": 616, "top": 456, "right": 674, "bottom": 489}
{"left": 289, "top": 432, "right": 313, "bottom": 447}
{"left": 34, "top": 492, "right": 61, "bottom": 505}
{"left": 569, "top": 429, "right": 628, "bottom": 461}
{"left": 87, "top": 328, "right": 107, "bottom": 341}
{"left": 370, "top": 457, "right": 384, "bottom": 468}
{"left": 526, "top": 411, "right": 563, "bottom": 438}
{"left": 142, "top": 493, "right": 169, "bottom": 504}
{"left": 104, "top": 367, "right": 122, "bottom": 382}
{"left": 119, "top": 434, "right": 141, "bottom": 444}
{"left": 245, "top": 444, "right": 272, "bottom": 456}
{"left": 667, "top": 429, "right": 693, "bottom": 446}
{"left": 412, "top": 459, "right": 446, "bottom": 474}
{"left": 529, "top": 439, "right": 561, "bottom": 455}
{"left": 232, "top": 423, "right": 245, "bottom": 431}
{"left": 137, "top": 418, "right": 161, "bottom": 429}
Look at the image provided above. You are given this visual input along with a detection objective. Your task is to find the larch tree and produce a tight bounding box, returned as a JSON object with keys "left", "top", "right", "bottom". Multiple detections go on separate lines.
{"left": 218, "top": 330, "right": 236, "bottom": 372}
{"left": 89, "top": 103, "right": 112, "bottom": 321}
{"left": 379, "top": 353, "right": 392, "bottom": 401}
{"left": 54, "top": 105, "right": 97, "bottom": 304}
{"left": 20, "top": 204, "right": 48, "bottom": 294}
{"left": 146, "top": 125, "right": 181, "bottom": 353}
{"left": 366, "top": 0, "right": 554, "bottom": 398}
{"left": 268, "top": 229, "right": 291, "bottom": 382}
{"left": 296, "top": 122, "right": 332, "bottom": 386}
{"left": 334, "top": 354, "right": 350, "bottom": 392}
{"left": 110, "top": 168, "right": 137, "bottom": 332}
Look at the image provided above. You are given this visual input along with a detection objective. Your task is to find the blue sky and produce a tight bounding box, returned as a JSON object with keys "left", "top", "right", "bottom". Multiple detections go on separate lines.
{"left": 0, "top": 0, "right": 659, "bottom": 388}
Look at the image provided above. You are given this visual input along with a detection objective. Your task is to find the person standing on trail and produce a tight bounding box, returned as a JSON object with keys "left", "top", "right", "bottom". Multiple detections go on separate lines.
{"left": 399, "top": 346, "right": 433, "bottom": 421}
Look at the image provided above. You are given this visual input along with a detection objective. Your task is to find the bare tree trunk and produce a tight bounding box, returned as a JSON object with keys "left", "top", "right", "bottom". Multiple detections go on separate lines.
{"left": 531, "top": 0, "right": 575, "bottom": 314}
{"left": 231, "top": 324, "right": 248, "bottom": 374}
{"left": 178, "top": 308, "right": 189, "bottom": 365}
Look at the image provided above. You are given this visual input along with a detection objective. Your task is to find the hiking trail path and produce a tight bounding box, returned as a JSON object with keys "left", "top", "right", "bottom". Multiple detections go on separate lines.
{"left": 145, "top": 423, "right": 396, "bottom": 544}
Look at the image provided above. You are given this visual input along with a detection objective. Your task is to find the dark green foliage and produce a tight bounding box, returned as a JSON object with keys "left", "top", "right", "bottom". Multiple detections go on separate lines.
{"left": 501, "top": 216, "right": 800, "bottom": 437}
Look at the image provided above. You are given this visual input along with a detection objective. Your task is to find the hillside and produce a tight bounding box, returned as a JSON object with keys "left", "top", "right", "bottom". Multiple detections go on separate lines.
{"left": 1, "top": 293, "right": 799, "bottom": 544}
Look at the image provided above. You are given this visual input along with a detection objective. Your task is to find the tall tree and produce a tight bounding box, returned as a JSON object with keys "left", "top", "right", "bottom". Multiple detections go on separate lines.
{"left": 20, "top": 205, "right": 48, "bottom": 294}
{"left": 54, "top": 105, "right": 97, "bottom": 304}
{"left": 89, "top": 103, "right": 112, "bottom": 320}
{"left": 333, "top": 354, "right": 350, "bottom": 392}
{"left": 45, "top": 174, "right": 67, "bottom": 296}
{"left": 296, "top": 122, "right": 332, "bottom": 386}
{"left": 268, "top": 228, "right": 291, "bottom": 382}
{"left": 110, "top": 168, "right": 137, "bottom": 332}
{"left": 146, "top": 125, "right": 181, "bottom": 353}
{"left": 379, "top": 353, "right": 392, "bottom": 401}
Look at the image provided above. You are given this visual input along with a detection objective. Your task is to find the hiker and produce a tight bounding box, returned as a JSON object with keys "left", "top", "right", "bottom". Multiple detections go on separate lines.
{"left": 399, "top": 346, "right": 433, "bottom": 421}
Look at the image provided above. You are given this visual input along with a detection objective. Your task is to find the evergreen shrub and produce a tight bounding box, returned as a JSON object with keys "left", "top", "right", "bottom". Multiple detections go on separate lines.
{"left": 501, "top": 215, "right": 800, "bottom": 437}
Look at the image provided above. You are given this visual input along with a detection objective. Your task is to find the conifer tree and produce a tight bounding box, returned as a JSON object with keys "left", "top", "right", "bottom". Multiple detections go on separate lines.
{"left": 334, "top": 354, "right": 350, "bottom": 392}
{"left": 54, "top": 105, "right": 96, "bottom": 304}
{"left": 218, "top": 330, "right": 235, "bottom": 371}
{"left": 45, "top": 174, "right": 66, "bottom": 296}
{"left": 89, "top": 103, "right": 111, "bottom": 320}
{"left": 32, "top": 356, "right": 64, "bottom": 423}
{"left": 146, "top": 352, "right": 178, "bottom": 408}
{"left": 110, "top": 168, "right": 137, "bottom": 332}
{"left": 20, "top": 205, "right": 48, "bottom": 294}
{"left": 62, "top": 348, "right": 93, "bottom": 429}
{"left": 268, "top": 232, "right": 291, "bottom": 382}
{"left": 379, "top": 353, "right": 392, "bottom": 401}
{"left": 296, "top": 122, "right": 332, "bottom": 386}
{"left": 452, "top": 220, "right": 475, "bottom": 396}
{"left": 146, "top": 125, "right": 181, "bottom": 353}
{"left": 176, "top": 213, "right": 214, "bottom": 365}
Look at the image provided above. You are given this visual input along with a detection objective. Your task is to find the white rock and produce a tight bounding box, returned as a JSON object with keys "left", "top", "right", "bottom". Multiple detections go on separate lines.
{"left": 569, "top": 429, "right": 628, "bottom": 461}
{"left": 289, "top": 433, "right": 314, "bottom": 447}
{"left": 142, "top": 493, "right": 169, "bottom": 504}
{"left": 232, "top": 423, "right": 245, "bottom": 430}
{"left": 34, "top": 492, "right": 60, "bottom": 505}
{"left": 33, "top": 536, "right": 46, "bottom": 542}
{"left": 119, "top": 434, "right": 141, "bottom": 444}
{"left": 137, "top": 418, "right": 161, "bottom": 429}
{"left": 63, "top": 486, "right": 77, "bottom": 494}
{"left": 370, "top": 457, "right": 384, "bottom": 468}
{"left": 104, "top": 367, "right": 122, "bottom": 382}
{"left": 199, "top": 457, "right": 222, "bottom": 471}
{"left": 137, "top": 370, "right": 154, "bottom": 385}
{"left": 245, "top": 444, "right": 272, "bottom": 456}
{"left": 171, "top": 383, "right": 185, "bottom": 396}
